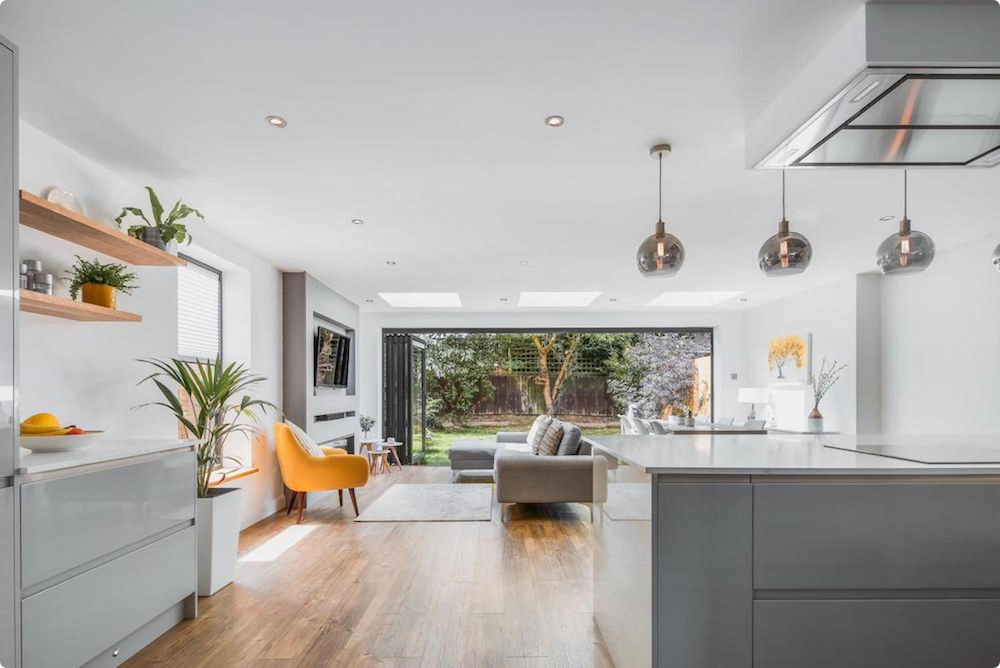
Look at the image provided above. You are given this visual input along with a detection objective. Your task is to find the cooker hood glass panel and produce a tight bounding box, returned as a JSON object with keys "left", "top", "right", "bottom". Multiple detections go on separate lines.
{"left": 799, "top": 127, "right": 1000, "bottom": 165}
{"left": 850, "top": 77, "right": 1000, "bottom": 127}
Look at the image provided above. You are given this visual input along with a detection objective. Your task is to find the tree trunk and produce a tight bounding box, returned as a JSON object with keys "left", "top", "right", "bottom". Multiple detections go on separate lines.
{"left": 532, "top": 333, "right": 581, "bottom": 415}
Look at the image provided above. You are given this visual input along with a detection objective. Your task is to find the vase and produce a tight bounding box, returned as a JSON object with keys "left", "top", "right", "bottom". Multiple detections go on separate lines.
{"left": 807, "top": 407, "right": 824, "bottom": 433}
{"left": 81, "top": 283, "right": 116, "bottom": 309}
{"left": 139, "top": 226, "right": 166, "bottom": 250}
{"left": 196, "top": 487, "right": 243, "bottom": 596}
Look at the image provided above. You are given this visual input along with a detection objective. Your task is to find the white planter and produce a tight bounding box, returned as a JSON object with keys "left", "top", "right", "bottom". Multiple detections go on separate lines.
{"left": 196, "top": 487, "right": 242, "bottom": 596}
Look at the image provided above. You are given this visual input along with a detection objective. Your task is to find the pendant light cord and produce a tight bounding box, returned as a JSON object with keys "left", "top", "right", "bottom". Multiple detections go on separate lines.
{"left": 781, "top": 169, "right": 786, "bottom": 220}
{"left": 903, "top": 169, "right": 908, "bottom": 219}
{"left": 658, "top": 152, "right": 663, "bottom": 223}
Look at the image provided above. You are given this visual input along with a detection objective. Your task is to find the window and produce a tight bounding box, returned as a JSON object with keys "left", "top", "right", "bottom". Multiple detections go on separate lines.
{"left": 178, "top": 254, "right": 222, "bottom": 361}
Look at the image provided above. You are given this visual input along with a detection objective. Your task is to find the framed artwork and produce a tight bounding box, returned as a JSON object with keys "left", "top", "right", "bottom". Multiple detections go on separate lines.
{"left": 768, "top": 333, "right": 812, "bottom": 383}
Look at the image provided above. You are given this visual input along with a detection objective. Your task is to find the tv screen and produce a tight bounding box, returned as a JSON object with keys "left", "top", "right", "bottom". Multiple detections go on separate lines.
{"left": 315, "top": 326, "right": 350, "bottom": 388}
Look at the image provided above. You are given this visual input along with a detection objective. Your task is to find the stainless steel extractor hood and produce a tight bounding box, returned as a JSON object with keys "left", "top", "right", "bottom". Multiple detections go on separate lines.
{"left": 748, "top": 3, "right": 1000, "bottom": 169}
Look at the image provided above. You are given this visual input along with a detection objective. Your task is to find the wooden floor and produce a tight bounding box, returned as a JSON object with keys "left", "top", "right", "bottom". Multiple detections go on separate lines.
{"left": 126, "top": 466, "right": 615, "bottom": 668}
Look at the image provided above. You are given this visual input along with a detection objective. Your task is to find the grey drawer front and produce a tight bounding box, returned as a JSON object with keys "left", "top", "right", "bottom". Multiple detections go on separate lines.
{"left": 754, "top": 482, "right": 1000, "bottom": 589}
{"left": 21, "top": 451, "right": 195, "bottom": 588}
{"left": 755, "top": 599, "right": 1000, "bottom": 668}
{"left": 22, "top": 526, "right": 194, "bottom": 668}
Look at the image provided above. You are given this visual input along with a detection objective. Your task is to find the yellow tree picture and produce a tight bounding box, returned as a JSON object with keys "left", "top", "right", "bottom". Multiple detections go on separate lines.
{"left": 768, "top": 335, "right": 806, "bottom": 380}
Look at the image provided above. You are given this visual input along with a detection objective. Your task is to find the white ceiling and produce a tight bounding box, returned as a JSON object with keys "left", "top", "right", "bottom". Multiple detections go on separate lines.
{"left": 1, "top": 0, "right": 997, "bottom": 313}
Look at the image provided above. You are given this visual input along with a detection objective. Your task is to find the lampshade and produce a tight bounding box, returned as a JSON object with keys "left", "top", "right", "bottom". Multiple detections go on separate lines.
{"left": 993, "top": 243, "right": 1000, "bottom": 273}
{"left": 737, "top": 388, "right": 770, "bottom": 404}
{"left": 759, "top": 219, "right": 812, "bottom": 276}
{"left": 876, "top": 218, "right": 935, "bottom": 275}
{"left": 637, "top": 221, "right": 685, "bottom": 277}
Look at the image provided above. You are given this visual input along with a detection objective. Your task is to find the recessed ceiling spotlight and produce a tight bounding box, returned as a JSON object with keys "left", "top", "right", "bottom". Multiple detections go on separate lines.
{"left": 544, "top": 115, "right": 565, "bottom": 127}
{"left": 518, "top": 260, "right": 528, "bottom": 266}
{"left": 609, "top": 298, "right": 618, "bottom": 302}
{"left": 386, "top": 260, "right": 397, "bottom": 266}
{"left": 265, "top": 115, "right": 287, "bottom": 128}
{"left": 500, "top": 297, "right": 509, "bottom": 302}
{"left": 366, "top": 299, "right": 374, "bottom": 303}
{"left": 879, "top": 215, "right": 895, "bottom": 222}
{"left": 740, "top": 297, "right": 749, "bottom": 303}
{"left": 351, "top": 218, "right": 364, "bottom": 225}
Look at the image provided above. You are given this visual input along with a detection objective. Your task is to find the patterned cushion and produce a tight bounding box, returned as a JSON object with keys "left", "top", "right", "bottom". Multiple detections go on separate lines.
{"left": 529, "top": 415, "right": 553, "bottom": 454}
{"left": 537, "top": 420, "right": 564, "bottom": 457}
{"left": 285, "top": 420, "right": 325, "bottom": 458}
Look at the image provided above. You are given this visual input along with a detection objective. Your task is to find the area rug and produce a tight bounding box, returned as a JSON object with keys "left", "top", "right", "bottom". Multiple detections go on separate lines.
{"left": 355, "top": 483, "right": 493, "bottom": 522}
{"left": 602, "top": 483, "right": 652, "bottom": 521}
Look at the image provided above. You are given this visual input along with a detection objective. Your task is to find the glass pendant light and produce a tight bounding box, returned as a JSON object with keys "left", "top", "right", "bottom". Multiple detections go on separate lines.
{"left": 993, "top": 243, "right": 1000, "bottom": 273}
{"left": 636, "top": 144, "right": 684, "bottom": 277}
{"left": 876, "top": 170, "right": 935, "bottom": 275}
{"left": 758, "top": 170, "right": 812, "bottom": 276}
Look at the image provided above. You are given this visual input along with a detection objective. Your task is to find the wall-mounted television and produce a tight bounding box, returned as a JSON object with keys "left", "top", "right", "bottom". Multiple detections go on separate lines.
{"left": 315, "top": 325, "right": 350, "bottom": 388}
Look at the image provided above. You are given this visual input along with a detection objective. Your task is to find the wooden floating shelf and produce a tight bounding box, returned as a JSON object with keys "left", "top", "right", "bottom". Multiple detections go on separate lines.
{"left": 19, "top": 290, "right": 142, "bottom": 323}
{"left": 19, "top": 190, "right": 187, "bottom": 267}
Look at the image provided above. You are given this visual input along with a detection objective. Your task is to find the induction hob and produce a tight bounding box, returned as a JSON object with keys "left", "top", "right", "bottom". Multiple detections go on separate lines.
{"left": 824, "top": 443, "right": 1000, "bottom": 465}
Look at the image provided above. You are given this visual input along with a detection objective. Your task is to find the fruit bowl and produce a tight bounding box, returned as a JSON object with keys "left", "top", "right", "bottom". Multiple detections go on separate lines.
{"left": 20, "top": 431, "right": 105, "bottom": 452}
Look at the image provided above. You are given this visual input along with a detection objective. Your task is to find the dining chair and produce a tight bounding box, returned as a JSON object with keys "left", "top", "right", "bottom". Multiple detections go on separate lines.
{"left": 650, "top": 421, "right": 670, "bottom": 435}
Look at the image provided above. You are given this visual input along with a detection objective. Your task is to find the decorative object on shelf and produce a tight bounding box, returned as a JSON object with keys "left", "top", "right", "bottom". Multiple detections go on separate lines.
{"left": 876, "top": 170, "right": 935, "bottom": 275}
{"left": 136, "top": 357, "right": 276, "bottom": 595}
{"left": 45, "top": 186, "right": 83, "bottom": 215}
{"left": 737, "top": 387, "right": 770, "bottom": 420}
{"left": 809, "top": 357, "right": 846, "bottom": 432}
{"left": 22, "top": 259, "right": 46, "bottom": 293}
{"left": 758, "top": 170, "right": 812, "bottom": 276}
{"left": 993, "top": 243, "right": 1000, "bottom": 273}
{"left": 637, "top": 143, "right": 685, "bottom": 277}
{"left": 115, "top": 186, "right": 205, "bottom": 249}
{"left": 66, "top": 255, "right": 138, "bottom": 310}
{"left": 359, "top": 414, "right": 376, "bottom": 440}
{"left": 768, "top": 334, "right": 809, "bottom": 381}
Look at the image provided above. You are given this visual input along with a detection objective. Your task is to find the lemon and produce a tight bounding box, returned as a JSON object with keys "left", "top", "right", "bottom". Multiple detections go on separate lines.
{"left": 23, "top": 413, "right": 61, "bottom": 429}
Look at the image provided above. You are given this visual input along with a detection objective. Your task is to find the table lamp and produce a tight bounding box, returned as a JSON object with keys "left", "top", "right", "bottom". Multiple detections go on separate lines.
{"left": 737, "top": 387, "right": 770, "bottom": 420}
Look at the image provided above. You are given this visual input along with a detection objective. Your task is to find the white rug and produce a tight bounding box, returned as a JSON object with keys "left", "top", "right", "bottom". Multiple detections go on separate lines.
{"left": 356, "top": 483, "right": 493, "bottom": 522}
{"left": 603, "top": 483, "right": 652, "bottom": 521}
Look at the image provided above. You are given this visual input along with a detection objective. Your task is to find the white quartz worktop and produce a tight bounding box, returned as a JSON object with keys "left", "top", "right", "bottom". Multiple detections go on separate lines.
{"left": 18, "top": 438, "right": 196, "bottom": 475}
{"left": 589, "top": 433, "right": 1000, "bottom": 475}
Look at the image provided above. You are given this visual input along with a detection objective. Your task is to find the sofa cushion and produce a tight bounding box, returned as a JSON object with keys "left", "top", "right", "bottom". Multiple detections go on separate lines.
{"left": 285, "top": 420, "right": 325, "bottom": 458}
{"left": 537, "top": 420, "right": 564, "bottom": 456}
{"left": 448, "top": 440, "right": 500, "bottom": 463}
{"left": 556, "top": 423, "right": 583, "bottom": 456}
{"left": 525, "top": 415, "right": 548, "bottom": 449}
{"left": 528, "top": 416, "right": 553, "bottom": 454}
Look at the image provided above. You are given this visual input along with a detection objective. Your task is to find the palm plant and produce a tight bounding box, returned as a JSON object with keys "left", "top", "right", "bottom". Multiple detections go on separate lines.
{"left": 136, "top": 357, "right": 275, "bottom": 497}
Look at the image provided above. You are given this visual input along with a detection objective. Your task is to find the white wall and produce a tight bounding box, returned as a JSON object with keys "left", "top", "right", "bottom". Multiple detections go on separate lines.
{"left": 18, "top": 121, "right": 284, "bottom": 529}
{"left": 741, "top": 277, "right": 859, "bottom": 433}
{"left": 358, "top": 310, "right": 746, "bottom": 432}
{"left": 881, "top": 237, "right": 1000, "bottom": 435}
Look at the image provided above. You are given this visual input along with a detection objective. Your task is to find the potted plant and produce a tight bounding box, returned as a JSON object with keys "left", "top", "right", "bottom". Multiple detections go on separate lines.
{"left": 808, "top": 358, "right": 847, "bottom": 432}
{"left": 136, "top": 357, "right": 275, "bottom": 595}
{"left": 116, "top": 186, "right": 205, "bottom": 250}
{"left": 359, "top": 414, "right": 376, "bottom": 443}
{"left": 67, "top": 255, "right": 139, "bottom": 309}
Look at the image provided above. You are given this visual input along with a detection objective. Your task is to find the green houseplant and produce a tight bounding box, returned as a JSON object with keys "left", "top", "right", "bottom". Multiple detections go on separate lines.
{"left": 67, "top": 255, "right": 139, "bottom": 310}
{"left": 136, "top": 357, "right": 275, "bottom": 595}
{"left": 116, "top": 186, "right": 205, "bottom": 249}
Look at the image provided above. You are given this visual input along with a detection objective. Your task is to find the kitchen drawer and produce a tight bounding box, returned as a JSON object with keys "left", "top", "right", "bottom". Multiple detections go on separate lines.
{"left": 22, "top": 526, "right": 195, "bottom": 668}
{"left": 754, "top": 598, "right": 1000, "bottom": 668}
{"left": 753, "top": 481, "right": 1000, "bottom": 590}
{"left": 21, "top": 451, "right": 195, "bottom": 588}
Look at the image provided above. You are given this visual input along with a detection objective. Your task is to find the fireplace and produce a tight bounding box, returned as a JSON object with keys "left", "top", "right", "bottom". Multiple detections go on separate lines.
{"left": 320, "top": 435, "right": 356, "bottom": 455}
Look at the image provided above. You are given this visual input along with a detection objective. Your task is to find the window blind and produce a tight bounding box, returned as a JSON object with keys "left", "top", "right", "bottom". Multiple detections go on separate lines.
{"left": 178, "top": 257, "right": 222, "bottom": 361}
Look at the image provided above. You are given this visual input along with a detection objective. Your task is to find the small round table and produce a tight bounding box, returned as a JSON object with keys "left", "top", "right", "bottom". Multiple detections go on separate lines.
{"left": 359, "top": 440, "right": 404, "bottom": 471}
{"left": 369, "top": 450, "right": 392, "bottom": 476}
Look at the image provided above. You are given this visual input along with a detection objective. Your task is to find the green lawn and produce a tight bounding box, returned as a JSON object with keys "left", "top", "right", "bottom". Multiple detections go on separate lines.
{"left": 419, "top": 420, "right": 621, "bottom": 466}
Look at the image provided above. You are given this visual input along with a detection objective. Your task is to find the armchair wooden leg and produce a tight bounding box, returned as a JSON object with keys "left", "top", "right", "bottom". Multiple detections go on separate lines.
{"left": 339, "top": 489, "right": 344, "bottom": 507}
{"left": 296, "top": 491, "right": 305, "bottom": 524}
{"left": 286, "top": 491, "right": 299, "bottom": 516}
{"left": 348, "top": 488, "right": 360, "bottom": 516}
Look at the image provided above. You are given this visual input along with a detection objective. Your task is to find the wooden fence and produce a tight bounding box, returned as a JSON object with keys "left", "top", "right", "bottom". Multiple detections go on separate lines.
{"left": 468, "top": 374, "right": 617, "bottom": 417}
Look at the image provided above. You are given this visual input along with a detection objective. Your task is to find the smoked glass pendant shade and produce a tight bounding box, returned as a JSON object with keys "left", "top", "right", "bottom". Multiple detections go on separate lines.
{"left": 993, "top": 243, "right": 1000, "bottom": 273}
{"left": 758, "top": 218, "right": 812, "bottom": 276}
{"left": 876, "top": 218, "right": 935, "bottom": 275}
{"left": 637, "top": 220, "right": 685, "bottom": 277}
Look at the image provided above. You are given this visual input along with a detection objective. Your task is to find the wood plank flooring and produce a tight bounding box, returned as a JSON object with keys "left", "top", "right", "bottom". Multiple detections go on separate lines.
{"left": 126, "top": 466, "right": 614, "bottom": 668}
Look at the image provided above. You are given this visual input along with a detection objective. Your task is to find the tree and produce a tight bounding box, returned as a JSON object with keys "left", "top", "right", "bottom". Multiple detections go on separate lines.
{"left": 531, "top": 333, "right": 582, "bottom": 415}
{"left": 425, "top": 333, "right": 501, "bottom": 424}
{"left": 607, "top": 332, "right": 711, "bottom": 418}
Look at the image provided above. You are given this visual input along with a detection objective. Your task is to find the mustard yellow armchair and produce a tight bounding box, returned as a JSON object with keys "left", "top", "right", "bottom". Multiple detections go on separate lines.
{"left": 274, "top": 422, "right": 370, "bottom": 522}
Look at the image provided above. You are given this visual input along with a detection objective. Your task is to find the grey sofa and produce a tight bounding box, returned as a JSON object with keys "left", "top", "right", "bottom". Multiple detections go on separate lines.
{"left": 447, "top": 423, "right": 612, "bottom": 521}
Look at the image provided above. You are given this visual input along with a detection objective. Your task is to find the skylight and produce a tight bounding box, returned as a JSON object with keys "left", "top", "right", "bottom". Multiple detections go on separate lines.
{"left": 646, "top": 291, "right": 742, "bottom": 307}
{"left": 378, "top": 292, "right": 463, "bottom": 308}
{"left": 517, "top": 292, "right": 601, "bottom": 307}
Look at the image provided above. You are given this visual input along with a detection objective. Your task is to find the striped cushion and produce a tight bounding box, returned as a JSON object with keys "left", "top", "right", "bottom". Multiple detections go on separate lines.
{"left": 529, "top": 415, "right": 553, "bottom": 454}
{"left": 285, "top": 420, "right": 325, "bottom": 458}
{"left": 537, "top": 420, "right": 564, "bottom": 457}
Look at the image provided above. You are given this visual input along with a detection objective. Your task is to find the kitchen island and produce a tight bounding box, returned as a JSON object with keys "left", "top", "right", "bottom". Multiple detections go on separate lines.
{"left": 589, "top": 433, "right": 1000, "bottom": 668}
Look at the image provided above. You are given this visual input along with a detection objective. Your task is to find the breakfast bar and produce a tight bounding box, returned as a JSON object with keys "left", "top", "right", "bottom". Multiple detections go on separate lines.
{"left": 589, "top": 433, "right": 1000, "bottom": 668}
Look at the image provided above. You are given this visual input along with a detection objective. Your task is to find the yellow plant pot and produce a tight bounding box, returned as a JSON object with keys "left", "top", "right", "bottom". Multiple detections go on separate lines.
{"left": 81, "top": 284, "right": 117, "bottom": 310}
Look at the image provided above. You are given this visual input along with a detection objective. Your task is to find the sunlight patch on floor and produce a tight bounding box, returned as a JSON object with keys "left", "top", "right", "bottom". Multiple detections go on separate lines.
{"left": 239, "top": 525, "right": 317, "bottom": 562}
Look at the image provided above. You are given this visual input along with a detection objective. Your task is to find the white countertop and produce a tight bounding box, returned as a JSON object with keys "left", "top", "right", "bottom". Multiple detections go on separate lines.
{"left": 589, "top": 433, "right": 1000, "bottom": 475}
{"left": 18, "top": 438, "right": 196, "bottom": 475}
